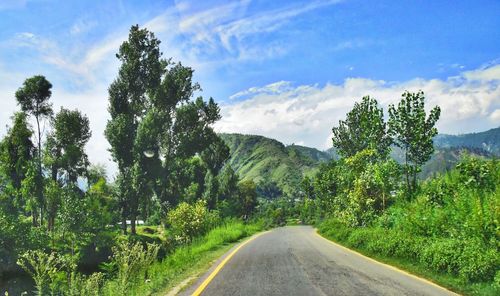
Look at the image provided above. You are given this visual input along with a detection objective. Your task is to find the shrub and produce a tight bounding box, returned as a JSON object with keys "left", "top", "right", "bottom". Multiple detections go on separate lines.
{"left": 16, "top": 250, "right": 67, "bottom": 295}
{"left": 420, "top": 238, "right": 463, "bottom": 274}
{"left": 109, "top": 241, "right": 160, "bottom": 294}
{"left": 167, "top": 200, "right": 218, "bottom": 243}
{"left": 457, "top": 239, "right": 498, "bottom": 282}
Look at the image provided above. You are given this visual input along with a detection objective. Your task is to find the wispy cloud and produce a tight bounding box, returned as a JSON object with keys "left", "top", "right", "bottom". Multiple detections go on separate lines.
{"left": 70, "top": 18, "right": 98, "bottom": 35}
{"left": 216, "top": 64, "right": 500, "bottom": 149}
{"left": 230, "top": 81, "right": 293, "bottom": 100}
{"left": 172, "top": 0, "right": 342, "bottom": 61}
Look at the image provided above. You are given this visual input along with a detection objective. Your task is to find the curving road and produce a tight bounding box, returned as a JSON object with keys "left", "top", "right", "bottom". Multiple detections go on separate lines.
{"left": 181, "top": 226, "right": 457, "bottom": 296}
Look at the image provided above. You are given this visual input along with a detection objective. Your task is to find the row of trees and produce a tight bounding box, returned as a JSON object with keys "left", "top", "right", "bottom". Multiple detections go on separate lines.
{"left": 332, "top": 92, "right": 440, "bottom": 196}
{"left": 104, "top": 25, "right": 258, "bottom": 234}
{"left": 290, "top": 92, "right": 441, "bottom": 226}
{"left": 1, "top": 75, "right": 94, "bottom": 231}
{"left": 0, "top": 26, "right": 259, "bottom": 292}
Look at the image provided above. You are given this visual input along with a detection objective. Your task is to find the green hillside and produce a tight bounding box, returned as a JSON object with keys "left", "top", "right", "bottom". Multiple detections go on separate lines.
{"left": 220, "top": 129, "right": 499, "bottom": 196}
{"left": 219, "top": 133, "right": 331, "bottom": 196}
{"left": 434, "top": 126, "right": 500, "bottom": 155}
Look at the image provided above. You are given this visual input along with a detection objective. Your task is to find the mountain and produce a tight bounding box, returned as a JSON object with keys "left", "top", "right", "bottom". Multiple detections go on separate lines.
{"left": 391, "top": 145, "right": 494, "bottom": 179}
{"left": 433, "top": 127, "right": 500, "bottom": 156}
{"left": 220, "top": 128, "right": 499, "bottom": 197}
{"left": 219, "top": 133, "right": 331, "bottom": 195}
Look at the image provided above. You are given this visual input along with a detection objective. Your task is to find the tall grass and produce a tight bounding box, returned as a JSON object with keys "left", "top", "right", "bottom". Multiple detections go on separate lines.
{"left": 101, "top": 219, "right": 264, "bottom": 295}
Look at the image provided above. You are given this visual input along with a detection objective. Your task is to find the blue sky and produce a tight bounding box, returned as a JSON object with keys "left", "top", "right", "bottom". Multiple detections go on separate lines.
{"left": 1, "top": 0, "right": 499, "bottom": 174}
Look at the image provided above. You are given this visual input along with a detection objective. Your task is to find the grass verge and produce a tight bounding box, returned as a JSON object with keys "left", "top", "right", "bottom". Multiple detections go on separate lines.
{"left": 317, "top": 220, "right": 498, "bottom": 296}
{"left": 102, "top": 219, "right": 265, "bottom": 295}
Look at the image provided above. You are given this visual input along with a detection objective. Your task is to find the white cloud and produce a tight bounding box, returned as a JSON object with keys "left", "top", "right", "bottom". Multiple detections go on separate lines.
{"left": 463, "top": 64, "right": 500, "bottom": 81}
{"left": 489, "top": 109, "right": 500, "bottom": 122}
{"left": 230, "top": 81, "right": 292, "bottom": 99}
{"left": 216, "top": 65, "right": 500, "bottom": 150}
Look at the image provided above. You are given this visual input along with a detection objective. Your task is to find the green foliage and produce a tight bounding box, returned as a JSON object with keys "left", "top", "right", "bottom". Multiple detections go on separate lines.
{"left": 235, "top": 180, "right": 258, "bottom": 219}
{"left": 67, "top": 272, "right": 105, "bottom": 296}
{"left": 15, "top": 76, "right": 53, "bottom": 120}
{"left": 0, "top": 113, "right": 34, "bottom": 198}
{"left": 456, "top": 155, "right": 497, "bottom": 192}
{"left": 388, "top": 90, "right": 441, "bottom": 196}
{"left": 317, "top": 156, "right": 499, "bottom": 289}
{"left": 16, "top": 250, "right": 66, "bottom": 295}
{"left": 332, "top": 96, "right": 391, "bottom": 158}
{"left": 105, "top": 25, "right": 227, "bottom": 234}
{"left": 101, "top": 219, "right": 263, "bottom": 295}
{"left": 44, "top": 179, "right": 61, "bottom": 232}
{"left": 46, "top": 108, "right": 91, "bottom": 184}
{"left": 108, "top": 241, "right": 160, "bottom": 294}
{"left": 15, "top": 75, "right": 54, "bottom": 227}
{"left": 167, "top": 200, "right": 219, "bottom": 243}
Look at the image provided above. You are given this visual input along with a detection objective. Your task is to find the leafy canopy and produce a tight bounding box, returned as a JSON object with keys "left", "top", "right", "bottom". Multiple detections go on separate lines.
{"left": 332, "top": 96, "right": 391, "bottom": 158}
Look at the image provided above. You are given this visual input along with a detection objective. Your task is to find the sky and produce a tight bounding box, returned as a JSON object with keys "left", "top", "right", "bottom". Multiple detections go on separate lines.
{"left": 0, "top": 0, "right": 499, "bottom": 176}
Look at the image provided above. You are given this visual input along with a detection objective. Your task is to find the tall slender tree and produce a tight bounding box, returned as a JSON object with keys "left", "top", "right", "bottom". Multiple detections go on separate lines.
{"left": 105, "top": 25, "right": 163, "bottom": 234}
{"left": 106, "top": 25, "right": 228, "bottom": 234}
{"left": 15, "top": 76, "right": 53, "bottom": 226}
{"left": 388, "top": 90, "right": 441, "bottom": 196}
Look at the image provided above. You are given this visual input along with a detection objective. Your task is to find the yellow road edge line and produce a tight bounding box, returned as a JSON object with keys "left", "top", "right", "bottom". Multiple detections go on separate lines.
{"left": 313, "top": 229, "right": 460, "bottom": 295}
{"left": 191, "top": 230, "right": 270, "bottom": 296}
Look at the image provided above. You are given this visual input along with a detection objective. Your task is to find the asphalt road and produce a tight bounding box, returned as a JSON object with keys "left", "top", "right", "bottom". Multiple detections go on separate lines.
{"left": 181, "top": 226, "right": 457, "bottom": 296}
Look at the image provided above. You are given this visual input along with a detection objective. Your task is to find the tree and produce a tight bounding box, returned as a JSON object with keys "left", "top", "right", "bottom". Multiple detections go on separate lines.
{"left": 200, "top": 134, "right": 230, "bottom": 209}
{"left": 46, "top": 108, "right": 91, "bottom": 184}
{"left": 86, "top": 164, "right": 107, "bottom": 188}
{"left": 236, "top": 180, "right": 258, "bottom": 219}
{"left": 15, "top": 75, "right": 53, "bottom": 226}
{"left": 106, "top": 25, "right": 227, "bottom": 234}
{"left": 388, "top": 90, "right": 441, "bottom": 196}
{"left": 105, "top": 25, "right": 163, "bottom": 234}
{"left": 0, "top": 113, "right": 35, "bottom": 213}
{"left": 332, "top": 96, "right": 391, "bottom": 159}
{"left": 45, "top": 179, "right": 62, "bottom": 232}
{"left": 257, "top": 179, "right": 283, "bottom": 199}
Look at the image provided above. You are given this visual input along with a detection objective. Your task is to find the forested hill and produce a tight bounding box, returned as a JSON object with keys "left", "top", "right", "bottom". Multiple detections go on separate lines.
{"left": 220, "top": 128, "right": 500, "bottom": 196}
{"left": 434, "top": 126, "right": 500, "bottom": 155}
{"left": 219, "top": 133, "right": 331, "bottom": 195}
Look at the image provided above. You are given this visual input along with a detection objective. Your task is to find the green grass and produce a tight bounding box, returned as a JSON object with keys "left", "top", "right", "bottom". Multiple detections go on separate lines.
{"left": 317, "top": 221, "right": 499, "bottom": 296}
{"left": 102, "top": 219, "right": 265, "bottom": 295}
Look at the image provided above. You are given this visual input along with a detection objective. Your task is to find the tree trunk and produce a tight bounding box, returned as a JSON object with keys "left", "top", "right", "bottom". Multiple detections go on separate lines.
{"left": 130, "top": 192, "right": 138, "bottom": 235}
{"left": 47, "top": 215, "right": 55, "bottom": 232}
{"left": 121, "top": 215, "right": 127, "bottom": 235}
{"left": 131, "top": 216, "right": 136, "bottom": 235}
{"left": 36, "top": 116, "right": 44, "bottom": 227}
{"left": 405, "top": 149, "right": 411, "bottom": 198}
{"left": 412, "top": 166, "right": 418, "bottom": 195}
{"left": 32, "top": 209, "right": 38, "bottom": 227}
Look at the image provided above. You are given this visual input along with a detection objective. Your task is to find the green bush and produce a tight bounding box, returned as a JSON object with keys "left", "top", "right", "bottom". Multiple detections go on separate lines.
{"left": 420, "top": 238, "right": 463, "bottom": 274}
{"left": 167, "top": 200, "right": 219, "bottom": 243}
{"left": 457, "top": 239, "right": 499, "bottom": 282}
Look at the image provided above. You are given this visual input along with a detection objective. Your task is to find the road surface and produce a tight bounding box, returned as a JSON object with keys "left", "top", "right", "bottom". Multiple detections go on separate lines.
{"left": 181, "top": 226, "right": 456, "bottom": 296}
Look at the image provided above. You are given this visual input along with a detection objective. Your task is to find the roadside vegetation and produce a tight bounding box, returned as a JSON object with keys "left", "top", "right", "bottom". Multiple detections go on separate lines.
{"left": 272, "top": 95, "right": 499, "bottom": 295}
{"left": 0, "top": 25, "right": 262, "bottom": 295}
{"left": 1, "top": 23, "right": 498, "bottom": 296}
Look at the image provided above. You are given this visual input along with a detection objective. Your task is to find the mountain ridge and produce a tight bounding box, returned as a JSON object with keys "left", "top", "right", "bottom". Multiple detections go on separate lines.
{"left": 219, "top": 127, "right": 500, "bottom": 197}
